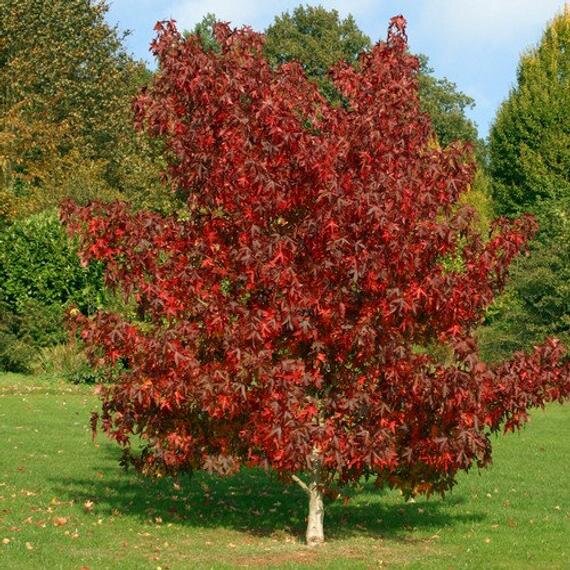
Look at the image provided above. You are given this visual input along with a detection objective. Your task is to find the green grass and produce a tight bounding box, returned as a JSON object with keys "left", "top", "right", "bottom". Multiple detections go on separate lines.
{"left": 0, "top": 373, "right": 568, "bottom": 569}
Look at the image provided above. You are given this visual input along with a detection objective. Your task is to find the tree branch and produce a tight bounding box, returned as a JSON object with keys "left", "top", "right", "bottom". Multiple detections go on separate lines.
{"left": 292, "top": 474, "right": 310, "bottom": 495}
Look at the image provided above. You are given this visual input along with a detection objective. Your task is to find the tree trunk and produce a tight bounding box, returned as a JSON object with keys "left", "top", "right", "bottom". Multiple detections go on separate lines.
{"left": 306, "top": 477, "right": 325, "bottom": 547}
{"left": 292, "top": 448, "right": 325, "bottom": 546}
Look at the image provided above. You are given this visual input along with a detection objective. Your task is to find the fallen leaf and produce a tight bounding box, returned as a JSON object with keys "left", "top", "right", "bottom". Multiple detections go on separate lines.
{"left": 83, "top": 500, "right": 94, "bottom": 513}
{"left": 53, "top": 517, "right": 69, "bottom": 527}
{"left": 2, "top": 538, "right": 10, "bottom": 544}
{"left": 25, "top": 542, "right": 33, "bottom": 550}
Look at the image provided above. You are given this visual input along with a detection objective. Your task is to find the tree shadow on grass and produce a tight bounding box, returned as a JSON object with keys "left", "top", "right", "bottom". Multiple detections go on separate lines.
{"left": 52, "top": 443, "right": 484, "bottom": 541}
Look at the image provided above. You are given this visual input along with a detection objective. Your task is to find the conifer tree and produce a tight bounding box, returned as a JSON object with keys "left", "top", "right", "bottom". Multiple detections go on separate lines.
{"left": 483, "top": 9, "right": 569, "bottom": 356}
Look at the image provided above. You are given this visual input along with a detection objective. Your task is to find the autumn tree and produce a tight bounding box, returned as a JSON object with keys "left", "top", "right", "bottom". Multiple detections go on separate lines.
{"left": 0, "top": 0, "right": 167, "bottom": 219}
{"left": 63, "top": 17, "right": 569, "bottom": 546}
{"left": 265, "top": 5, "right": 479, "bottom": 148}
{"left": 482, "top": 8, "right": 570, "bottom": 356}
{"left": 264, "top": 5, "right": 491, "bottom": 233}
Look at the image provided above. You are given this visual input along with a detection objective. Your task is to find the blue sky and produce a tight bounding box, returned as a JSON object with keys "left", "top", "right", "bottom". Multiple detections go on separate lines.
{"left": 106, "top": 0, "right": 566, "bottom": 138}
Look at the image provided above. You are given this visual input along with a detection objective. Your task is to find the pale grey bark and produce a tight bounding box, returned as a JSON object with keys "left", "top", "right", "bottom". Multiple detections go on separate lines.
{"left": 292, "top": 449, "right": 325, "bottom": 546}
{"left": 306, "top": 478, "right": 324, "bottom": 546}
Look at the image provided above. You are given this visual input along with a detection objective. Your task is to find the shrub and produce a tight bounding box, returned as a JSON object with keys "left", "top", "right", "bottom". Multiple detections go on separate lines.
{"left": 32, "top": 341, "right": 103, "bottom": 383}
{"left": 0, "top": 210, "right": 104, "bottom": 371}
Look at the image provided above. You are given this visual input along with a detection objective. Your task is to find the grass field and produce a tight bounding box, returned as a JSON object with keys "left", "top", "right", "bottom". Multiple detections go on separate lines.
{"left": 0, "top": 372, "right": 568, "bottom": 569}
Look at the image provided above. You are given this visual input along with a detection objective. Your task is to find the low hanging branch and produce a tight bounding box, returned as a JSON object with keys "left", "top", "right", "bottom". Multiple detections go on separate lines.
{"left": 291, "top": 475, "right": 310, "bottom": 494}
{"left": 62, "top": 15, "right": 570, "bottom": 545}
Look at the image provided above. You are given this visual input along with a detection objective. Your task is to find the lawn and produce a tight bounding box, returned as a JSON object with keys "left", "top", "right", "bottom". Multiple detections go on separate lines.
{"left": 0, "top": 373, "right": 568, "bottom": 569}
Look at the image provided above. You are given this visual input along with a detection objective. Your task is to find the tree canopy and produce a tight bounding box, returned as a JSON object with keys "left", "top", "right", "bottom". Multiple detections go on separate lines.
{"left": 482, "top": 9, "right": 570, "bottom": 356}
{"left": 0, "top": 0, "right": 165, "bottom": 219}
{"left": 264, "top": 5, "right": 371, "bottom": 103}
{"left": 64, "top": 16, "right": 569, "bottom": 545}
{"left": 489, "top": 9, "right": 569, "bottom": 217}
{"left": 417, "top": 55, "right": 479, "bottom": 149}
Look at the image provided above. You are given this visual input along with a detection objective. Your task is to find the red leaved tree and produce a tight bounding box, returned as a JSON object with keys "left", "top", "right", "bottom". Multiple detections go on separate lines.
{"left": 62, "top": 16, "right": 569, "bottom": 545}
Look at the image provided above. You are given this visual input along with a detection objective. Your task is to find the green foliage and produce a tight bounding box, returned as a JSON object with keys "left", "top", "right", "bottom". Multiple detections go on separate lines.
{"left": 264, "top": 5, "right": 371, "bottom": 103}
{"left": 461, "top": 168, "right": 494, "bottom": 233}
{"left": 0, "top": 210, "right": 104, "bottom": 371}
{"left": 480, "top": 209, "right": 570, "bottom": 360}
{"left": 483, "top": 10, "right": 570, "bottom": 356}
{"left": 189, "top": 13, "right": 221, "bottom": 52}
{"left": 489, "top": 10, "right": 569, "bottom": 217}
{"left": 0, "top": 211, "right": 103, "bottom": 311}
{"left": 0, "top": 0, "right": 166, "bottom": 218}
{"left": 418, "top": 55, "right": 480, "bottom": 150}
{"left": 0, "top": 301, "right": 32, "bottom": 372}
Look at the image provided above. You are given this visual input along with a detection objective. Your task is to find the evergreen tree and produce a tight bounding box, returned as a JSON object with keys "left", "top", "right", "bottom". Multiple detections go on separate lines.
{"left": 482, "top": 9, "right": 569, "bottom": 357}
{"left": 489, "top": 8, "right": 569, "bottom": 217}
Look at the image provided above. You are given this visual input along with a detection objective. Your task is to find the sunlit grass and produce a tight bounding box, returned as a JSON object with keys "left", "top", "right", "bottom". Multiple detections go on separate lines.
{"left": 0, "top": 373, "right": 568, "bottom": 569}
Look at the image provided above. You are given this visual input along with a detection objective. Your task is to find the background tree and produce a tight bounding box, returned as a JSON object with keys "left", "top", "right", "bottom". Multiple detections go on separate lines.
{"left": 489, "top": 8, "right": 569, "bottom": 217}
{"left": 0, "top": 0, "right": 178, "bottom": 372}
{"left": 0, "top": 210, "right": 104, "bottom": 372}
{"left": 264, "top": 5, "right": 371, "bottom": 104}
{"left": 0, "top": 0, "right": 167, "bottom": 219}
{"left": 264, "top": 5, "right": 480, "bottom": 148}
{"left": 188, "top": 13, "right": 221, "bottom": 52}
{"left": 417, "top": 55, "right": 479, "bottom": 150}
{"left": 482, "top": 9, "right": 569, "bottom": 357}
{"left": 64, "top": 17, "right": 569, "bottom": 546}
